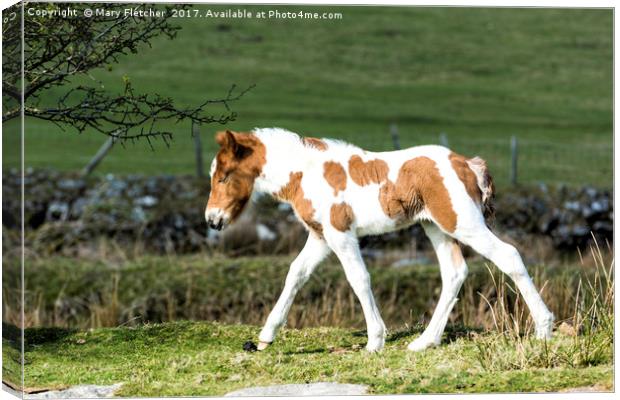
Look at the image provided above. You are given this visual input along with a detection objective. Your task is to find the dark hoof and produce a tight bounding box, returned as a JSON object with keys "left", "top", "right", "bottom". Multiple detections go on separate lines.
{"left": 243, "top": 341, "right": 258, "bottom": 352}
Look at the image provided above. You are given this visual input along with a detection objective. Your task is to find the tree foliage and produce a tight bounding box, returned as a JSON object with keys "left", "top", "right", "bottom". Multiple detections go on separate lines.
{"left": 2, "top": 2, "right": 253, "bottom": 146}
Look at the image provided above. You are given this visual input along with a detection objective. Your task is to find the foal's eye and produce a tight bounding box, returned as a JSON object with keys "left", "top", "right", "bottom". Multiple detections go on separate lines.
{"left": 218, "top": 174, "right": 231, "bottom": 184}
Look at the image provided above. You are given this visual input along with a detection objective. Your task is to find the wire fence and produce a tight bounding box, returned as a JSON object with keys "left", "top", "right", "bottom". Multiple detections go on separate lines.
{"left": 80, "top": 123, "right": 612, "bottom": 189}
{"left": 381, "top": 124, "right": 611, "bottom": 189}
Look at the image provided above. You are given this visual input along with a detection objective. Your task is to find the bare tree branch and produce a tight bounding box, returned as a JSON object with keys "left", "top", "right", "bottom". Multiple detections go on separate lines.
{"left": 16, "top": 82, "right": 255, "bottom": 149}
{"left": 2, "top": 2, "right": 254, "bottom": 145}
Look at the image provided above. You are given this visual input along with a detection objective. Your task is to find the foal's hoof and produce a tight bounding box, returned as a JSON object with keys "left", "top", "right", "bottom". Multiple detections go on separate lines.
{"left": 243, "top": 341, "right": 258, "bottom": 352}
{"left": 535, "top": 314, "right": 555, "bottom": 340}
{"left": 535, "top": 326, "right": 553, "bottom": 340}
{"left": 257, "top": 341, "right": 271, "bottom": 351}
{"left": 407, "top": 337, "right": 438, "bottom": 352}
{"left": 365, "top": 339, "right": 385, "bottom": 353}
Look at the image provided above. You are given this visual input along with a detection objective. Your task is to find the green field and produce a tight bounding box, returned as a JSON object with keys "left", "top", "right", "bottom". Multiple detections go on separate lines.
{"left": 3, "top": 5, "right": 613, "bottom": 188}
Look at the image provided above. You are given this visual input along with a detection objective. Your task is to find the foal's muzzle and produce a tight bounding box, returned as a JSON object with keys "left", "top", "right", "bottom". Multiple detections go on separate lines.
{"left": 205, "top": 208, "right": 229, "bottom": 231}
{"left": 208, "top": 219, "right": 224, "bottom": 231}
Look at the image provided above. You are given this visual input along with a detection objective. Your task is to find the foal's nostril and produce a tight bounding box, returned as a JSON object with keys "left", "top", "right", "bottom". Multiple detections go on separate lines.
{"left": 207, "top": 218, "right": 216, "bottom": 229}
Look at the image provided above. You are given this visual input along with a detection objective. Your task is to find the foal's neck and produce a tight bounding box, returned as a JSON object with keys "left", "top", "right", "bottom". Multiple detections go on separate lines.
{"left": 252, "top": 129, "right": 318, "bottom": 196}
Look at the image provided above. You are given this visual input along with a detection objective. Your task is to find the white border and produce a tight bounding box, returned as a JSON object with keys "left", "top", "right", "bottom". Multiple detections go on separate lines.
{"left": 0, "top": 1, "right": 616, "bottom": 400}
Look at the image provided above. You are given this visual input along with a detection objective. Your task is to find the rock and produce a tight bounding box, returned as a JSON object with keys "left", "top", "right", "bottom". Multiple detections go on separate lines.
{"left": 559, "top": 383, "right": 609, "bottom": 392}
{"left": 558, "top": 322, "right": 577, "bottom": 336}
{"left": 134, "top": 195, "right": 158, "bottom": 207}
{"left": 24, "top": 383, "right": 122, "bottom": 398}
{"left": 224, "top": 382, "right": 368, "bottom": 396}
{"left": 256, "top": 223, "right": 277, "bottom": 241}
{"left": 46, "top": 202, "right": 69, "bottom": 222}
{"left": 131, "top": 207, "right": 147, "bottom": 223}
{"left": 2, "top": 169, "right": 613, "bottom": 255}
{"left": 391, "top": 256, "right": 432, "bottom": 268}
{"left": 57, "top": 179, "right": 85, "bottom": 191}
{"left": 277, "top": 203, "right": 292, "bottom": 212}
{"left": 557, "top": 321, "right": 584, "bottom": 337}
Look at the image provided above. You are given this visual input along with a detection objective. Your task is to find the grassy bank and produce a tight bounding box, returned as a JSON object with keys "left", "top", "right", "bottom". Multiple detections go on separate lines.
{"left": 3, "top": 252, "right": 609, "bottom": 330}
{"left": 3, "top": 6, "right": 612, "bottom": 188}
{"left": 2, "top": 245, "right": 613, "bottom": 395}
{"left": 2, "top": 320, "right": 613, "bottom": 396}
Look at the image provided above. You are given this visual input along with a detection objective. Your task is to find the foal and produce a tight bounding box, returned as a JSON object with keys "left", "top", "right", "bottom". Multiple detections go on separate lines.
{"left": 205, "top": 128, "right": 554, "bottom": 352}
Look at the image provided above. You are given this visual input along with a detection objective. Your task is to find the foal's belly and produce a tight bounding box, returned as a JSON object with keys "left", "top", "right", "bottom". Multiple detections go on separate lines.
{"left": 347, "top": 186, "right": 409, "bottom": 237}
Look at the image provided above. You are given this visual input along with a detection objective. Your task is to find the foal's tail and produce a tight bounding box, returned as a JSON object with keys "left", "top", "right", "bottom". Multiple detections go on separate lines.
{"left": 467, "top": 156, "right": 495, "bottom": 220}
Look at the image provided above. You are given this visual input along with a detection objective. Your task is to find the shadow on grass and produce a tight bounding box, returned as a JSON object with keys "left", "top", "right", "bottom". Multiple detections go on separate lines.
{"left": 386, "top": 326, "right": 424, "bottom": 343}
{"left": 23, "top": 326, "right": 76, "bottom": 351}
{"left": 282, "top": 347, "right": 329, "bottom": 355}
{"left": 444, "top": 324, "right": 485, "bottom": 344}
{"left": 354, "top": 324, "right": 485, "bottom": 344}
{"left": 351, "top": 326, "right": 423, "bottom": 343}
{"left": 2, "top": 322, "right": 22, "bottom": 349}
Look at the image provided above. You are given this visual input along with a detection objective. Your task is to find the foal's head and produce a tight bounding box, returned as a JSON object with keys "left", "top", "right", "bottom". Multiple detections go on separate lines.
{"left": 205, "top": 130, "right": 266, "bottom": 230}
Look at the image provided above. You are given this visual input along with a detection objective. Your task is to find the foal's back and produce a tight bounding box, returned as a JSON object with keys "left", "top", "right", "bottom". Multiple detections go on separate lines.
{"left": 306, "top": 140, "right": 491, "bottom": 237}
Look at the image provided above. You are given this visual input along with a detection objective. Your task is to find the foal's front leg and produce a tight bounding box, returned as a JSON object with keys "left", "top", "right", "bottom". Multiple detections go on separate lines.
{"left": 325, "top": 231, "right": 387, "bottom": 352}
{"left": 257, "top": 234, "right": 331, "bottom": 349}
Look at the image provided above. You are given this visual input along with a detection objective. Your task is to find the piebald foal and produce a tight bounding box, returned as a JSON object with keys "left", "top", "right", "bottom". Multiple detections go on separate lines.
{"left": 205, "top": 128, "right": 554, "bottom": 352}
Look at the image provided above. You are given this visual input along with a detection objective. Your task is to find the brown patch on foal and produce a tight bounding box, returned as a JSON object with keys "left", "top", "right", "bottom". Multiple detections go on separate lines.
{"left": 378, "top": 157, "right": 457, "bottom": 232}
{"left": 449, "top": 152, "right": 482, "bottom": 204}
{"left": 330, "top": 202, "right": 354, "bottom": 232}
{"left": 276, "top": 172, "right": 323, "bottom": 237}
{"left": 302, "top": 137, "right": 328, "bottom": 151}
{"left": 323, "top": 161, "right": 347, "bottom": 195}
{"left": 348, "top": 155, "right": 389, "bottom": 186}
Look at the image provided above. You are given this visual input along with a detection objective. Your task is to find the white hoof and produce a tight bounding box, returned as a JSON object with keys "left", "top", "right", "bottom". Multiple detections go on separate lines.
{"left": 257, "top": 341, "right": 271, "bottom": 351}
{"left": 535, "top": 314, "right": 555, "bottom": 340}
{"left": 365, "top": 337, "right": 385, "bottom": 353}
{"left": 258, "top": 327, "right": 275, "bottom": 345}
{"left": 407, "top": 337, "right": 438, "bottom": 352}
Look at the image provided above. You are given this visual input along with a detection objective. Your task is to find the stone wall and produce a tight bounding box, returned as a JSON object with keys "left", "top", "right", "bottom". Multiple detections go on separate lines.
{"left": 2, "top": 169, "right": 612, "bottom": 254}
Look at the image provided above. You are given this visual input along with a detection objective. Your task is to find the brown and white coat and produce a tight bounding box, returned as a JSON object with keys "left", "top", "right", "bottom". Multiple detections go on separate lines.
{"left": 205, "top": 128, "right": 554, "bottom": 352}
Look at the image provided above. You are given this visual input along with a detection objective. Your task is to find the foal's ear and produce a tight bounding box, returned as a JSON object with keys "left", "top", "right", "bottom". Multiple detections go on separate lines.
{"left": 215, "top": 130, "right": 236, "bottom": 148}
{"left": 215, "top": 130, "right": 252, "bottom": 159}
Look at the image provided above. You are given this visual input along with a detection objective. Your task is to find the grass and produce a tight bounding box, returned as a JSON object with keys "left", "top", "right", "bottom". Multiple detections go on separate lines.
{"left": 2, "top": 321, "right": 612, "bottom": 396}
{"left": 3, "top": 6, "right": 613, "bottom": 188}
{"left": 2, "top": 241, "right": 614, "bottom": 395}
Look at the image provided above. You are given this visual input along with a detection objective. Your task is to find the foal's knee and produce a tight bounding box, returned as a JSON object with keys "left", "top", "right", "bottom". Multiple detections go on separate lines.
{"left": 454, "top": 263, "right": 468, "bottom": 285}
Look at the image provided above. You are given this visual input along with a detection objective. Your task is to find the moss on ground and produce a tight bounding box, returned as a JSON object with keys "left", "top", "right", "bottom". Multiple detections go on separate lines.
{"left": 6, "top": 320, "right": 612, "bottom": 396}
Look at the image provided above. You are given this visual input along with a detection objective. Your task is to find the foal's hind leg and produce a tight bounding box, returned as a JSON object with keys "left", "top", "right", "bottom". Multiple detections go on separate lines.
{"left": 456, "top": 224, "right": 554, "bottom": 339}
{"left": 408, "top": 223, "right": 468, "bottom": 351}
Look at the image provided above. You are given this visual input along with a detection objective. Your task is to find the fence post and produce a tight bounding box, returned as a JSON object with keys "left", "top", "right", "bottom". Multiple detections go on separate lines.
{"left": 510, "top": 135, "right": 518, "bottom": 186}
{"left": 439, "top": 132, "right": 449, "bottom": 147}
{"left": 80, "top": 137, "right": 115, "bottom": 178}
{"left": 390, "top": 123, "right": 401, "bottom": 150}
{"left": 193, "top": 121, "right": 204, "bottom": 178}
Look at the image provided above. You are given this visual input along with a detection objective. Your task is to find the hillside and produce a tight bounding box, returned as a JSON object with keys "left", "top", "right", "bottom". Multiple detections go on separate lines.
{"left": 3, "top": 6, "right": 612, "bottom": 188}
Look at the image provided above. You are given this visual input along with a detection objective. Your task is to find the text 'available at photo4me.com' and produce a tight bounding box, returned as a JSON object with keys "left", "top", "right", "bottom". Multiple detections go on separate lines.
{"left": 23, "top": 5, "right": 344, "bottom": 21}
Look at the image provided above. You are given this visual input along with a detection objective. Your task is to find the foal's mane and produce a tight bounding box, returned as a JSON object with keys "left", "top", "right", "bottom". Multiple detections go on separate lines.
{"left": 252, "top": 127, "right": 360, "bottom": 152}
